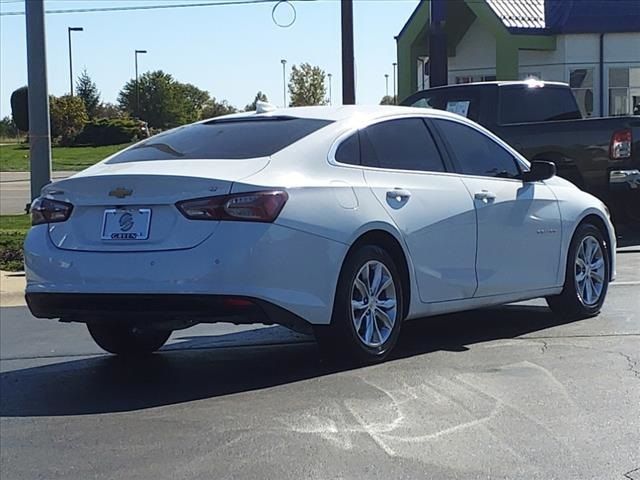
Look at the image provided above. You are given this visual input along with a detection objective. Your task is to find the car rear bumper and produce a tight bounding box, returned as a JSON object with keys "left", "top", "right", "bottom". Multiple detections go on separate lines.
{"left": 609, "top": 169, "right": 640, "bottom": 190}
{"left": 25, "top": 292, "right": 313, "bottom": 333}
{"left": 24, "top": 222, "right": 348, "bottom": 326}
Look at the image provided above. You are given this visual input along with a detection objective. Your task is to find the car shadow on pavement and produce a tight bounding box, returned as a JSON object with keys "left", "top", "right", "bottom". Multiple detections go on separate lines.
{"left": 0, "top": 304, "right": 581, "bottom": 418}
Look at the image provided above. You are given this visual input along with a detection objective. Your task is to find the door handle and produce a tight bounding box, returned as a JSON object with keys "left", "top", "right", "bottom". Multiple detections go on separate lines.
{"left": 474, "top": 190, "right": 496, "bottom": 202}
{"left": 387, "top": 188, "right": 412, "bottom": 201}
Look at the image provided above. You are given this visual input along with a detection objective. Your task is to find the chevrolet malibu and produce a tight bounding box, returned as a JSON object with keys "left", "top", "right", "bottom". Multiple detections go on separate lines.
{"left": 24, "top": 105, "right": 616, "bottom": 363}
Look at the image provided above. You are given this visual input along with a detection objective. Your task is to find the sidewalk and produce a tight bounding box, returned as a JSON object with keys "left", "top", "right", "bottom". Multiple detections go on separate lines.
{"left": 0, "top": 270, "right": 25, "bottom": 307}
{"left": 0, "top": 171, "right": 76, "bottom": 215}
{"left": 0, "top": 171, "right": 76, "bottom": 183}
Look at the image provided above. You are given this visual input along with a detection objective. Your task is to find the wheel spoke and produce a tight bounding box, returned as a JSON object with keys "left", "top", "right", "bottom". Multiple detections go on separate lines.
{"left": 354, "top": 277, "right": 368, "bottom": 298}
{"left": 375, "top": 307, "right": 394, "bottom": 330}
{"left": 575, "top": 270, "right": 586, "bottom": 283}
{"left": 584, "top": 278, "right": 594, "bottom": 304}
{"left": 591, "top": 258, "right": 604, "bottom": 270}
{"left": 377, "top": 276, "right": 393, "bottom": 296}
{"left": 351, "top": 299, "right": 367, "bottom": 310}
{"left": 376, "top": 298, "right": 396, "bottom": 310}
{"left": 353, "top": 308, "right": 367, "bottom": 331}
{"left": 372, "top": 312, "right": 383, "bottom": 344}
{"left": 364, "top": 312, "right": 374, "bottom": 344}
{"left": 370, "top": 263, "right": 383, "bottom": 295}
{"left": 590, "top": 270, "right": 604, "bottom": 283}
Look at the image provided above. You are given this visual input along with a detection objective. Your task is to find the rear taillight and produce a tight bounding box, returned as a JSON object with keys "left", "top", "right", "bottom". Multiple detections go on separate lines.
{"left": 30, "top": 198, "right": 73, "bottom": 226}
{"left": 176, "top": 190, "right": 288, "bottom": 222}
{"left": 610, "top": 129, "right": 632, "bottom": 160}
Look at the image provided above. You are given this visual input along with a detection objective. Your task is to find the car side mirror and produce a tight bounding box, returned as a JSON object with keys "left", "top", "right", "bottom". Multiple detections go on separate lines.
{"left": 522, "top": 160, "right": 556, "bottom": 182}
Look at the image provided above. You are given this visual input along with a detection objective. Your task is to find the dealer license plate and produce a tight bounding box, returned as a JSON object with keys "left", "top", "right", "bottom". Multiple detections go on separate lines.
{"left": 101, "top": 208, "right": 151, "bottom": 240}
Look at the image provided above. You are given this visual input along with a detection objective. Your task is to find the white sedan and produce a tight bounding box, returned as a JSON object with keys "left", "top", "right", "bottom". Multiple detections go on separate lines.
{"left": 24, "top": 105, "right": 616, "bottom": 363}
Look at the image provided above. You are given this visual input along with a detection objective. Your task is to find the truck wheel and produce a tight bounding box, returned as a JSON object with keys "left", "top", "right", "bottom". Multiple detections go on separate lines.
{"left": 87, "top": 323, "right": 171, "bottom": 355}
{"left": 546, "top": 223, "right": 610, "bottom": 319}
{"left": 314, "top": 245, "right": 404, "bottom": 364}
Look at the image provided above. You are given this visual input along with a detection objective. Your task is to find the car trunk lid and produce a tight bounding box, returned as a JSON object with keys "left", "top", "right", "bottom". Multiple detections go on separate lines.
{"left": 44, "top": 158, "right": 269, "bottom": 252}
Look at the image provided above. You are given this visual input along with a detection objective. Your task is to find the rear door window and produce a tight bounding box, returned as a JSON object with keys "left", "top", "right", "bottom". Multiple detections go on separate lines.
{"left": 360, "top": 118, "right": 446, "bottom": 172}
{"left": 433, "top": 119, "right": 521, "bottom": 178}
{"left": 107, "top": 117, "right": 333, "bottom": 163}
{"left": 499, "top": 86, "right": 581, "bottom": 123}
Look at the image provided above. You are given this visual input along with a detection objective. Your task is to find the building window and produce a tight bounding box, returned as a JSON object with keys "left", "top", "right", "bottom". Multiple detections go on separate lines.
{"left": 454, "top": 74, "right": 496, "bottom": 84}
{"left": 570, "top": 68, "right": 594, "bottom": 117}
{"left": 519, "top": 72, "right": 541, "bottom": 81}
{"left": 609, "top": 67, "right": 640, "bottom": 116}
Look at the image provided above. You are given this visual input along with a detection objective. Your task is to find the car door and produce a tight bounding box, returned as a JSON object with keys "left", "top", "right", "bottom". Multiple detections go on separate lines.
{"left": 432, "top": 118, "right": 562, "bottom": 297}
{"left": 354, "top": 117, "right": 477, "bottom": 303}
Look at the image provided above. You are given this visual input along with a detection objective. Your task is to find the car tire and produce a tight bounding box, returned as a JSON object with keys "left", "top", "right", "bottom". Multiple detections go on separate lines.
{"left": 546, "top": 223, "right": 610, "bottom": 319}
{"left": 314, "top": 245, "right": 404, "bottom": 364}
{"left": 87, "top": 323, "right": 171, "bottom": 355}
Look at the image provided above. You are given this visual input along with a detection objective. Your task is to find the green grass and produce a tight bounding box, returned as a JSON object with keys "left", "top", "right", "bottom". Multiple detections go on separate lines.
{"left": 0, "top": 143, "right": 131, "bottom": 172}
{"left": 0, "top": 214, "right": 30, "bottom": 272}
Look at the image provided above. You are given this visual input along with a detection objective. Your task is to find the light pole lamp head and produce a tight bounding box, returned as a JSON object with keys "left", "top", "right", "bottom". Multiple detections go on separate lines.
{"left": 281, "top": 59, "right": 287, "bottom": 65}
{"left": 136, "top": 50, "right": 148, "bottom": 54}
{"left": 68, "top": 27, "right": 84, "bottom": 32}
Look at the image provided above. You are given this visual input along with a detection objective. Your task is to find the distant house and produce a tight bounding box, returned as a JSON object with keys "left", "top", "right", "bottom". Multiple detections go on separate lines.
{"left": 396, "top": 0, "right": 640, "bottom": 117}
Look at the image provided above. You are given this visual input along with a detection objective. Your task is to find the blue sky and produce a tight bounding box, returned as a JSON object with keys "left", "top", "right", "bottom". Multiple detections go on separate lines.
{"left": 0, "top": 0, "right": 419, "bottom": 117}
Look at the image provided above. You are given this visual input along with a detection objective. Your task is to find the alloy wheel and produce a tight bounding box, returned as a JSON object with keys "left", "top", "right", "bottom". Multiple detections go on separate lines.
{"left": 575, "top": 235, "right": 605, "bottom": 306}
{"left": 350, "top": 260, "right": 397, "bottom": 348}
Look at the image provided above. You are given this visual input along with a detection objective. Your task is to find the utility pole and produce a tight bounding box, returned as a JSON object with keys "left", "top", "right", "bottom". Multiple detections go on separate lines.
{"left": 385, "top": 73, "right": 389, "bottom": 97}
{"left": 281, "top": 59, "right": 287, "bottom": 107}
{"left": 26, "top": 0, "right": 52, "bottom": 204}
{"left": 327, "top": 73, "right": 333, "bottom": 105}
{"left": 429, "top": 0, "right": 448, "bottom": 87}
{"left": 392, "top": 62, "right": 397, "bottom": 104}
{"left": 135, "top": 49, "right": 147, "bottom": 119}
{"left": 67, "top": 27, "right": 83, "bottom": 96}
{"left": 341, "top": 0, "right": 355, "bottom": 104}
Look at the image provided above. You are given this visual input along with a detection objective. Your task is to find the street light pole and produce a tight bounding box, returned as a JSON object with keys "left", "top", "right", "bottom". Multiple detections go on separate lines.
{"left": 328, "top": 73, "right": 332, "bottom": 105}
{"left": 385, "top": 74, "right": 389, "bottom": 97}
{"left": 135, "top": 49, "right": 147, "bottom": 119}
{"left": 341, "top": 0, "right": 355, "bottom": 104}
{"left": 280, "top": 59, "right": 287, "bottom": 107}
{"left": 67, "top": 26, "right": 83, "bottom": 96}
{"left": 392, "top": 62, "right": 397, "bottom": 104}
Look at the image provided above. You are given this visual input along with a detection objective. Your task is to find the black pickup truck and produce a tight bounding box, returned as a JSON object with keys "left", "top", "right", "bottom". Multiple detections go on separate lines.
{"left": 402, "top": 81, "right": 640, "bottom": 225}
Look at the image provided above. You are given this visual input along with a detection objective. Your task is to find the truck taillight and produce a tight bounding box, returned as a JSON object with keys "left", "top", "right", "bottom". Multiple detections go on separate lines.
{"left": 176, "top": 191, "right": 288, "bottom": 222}
{"left": 30, "top": 198, "right": 74, "bottom": 226}
{"left": 610, "top": 129, "right": 632, "bottom": 160}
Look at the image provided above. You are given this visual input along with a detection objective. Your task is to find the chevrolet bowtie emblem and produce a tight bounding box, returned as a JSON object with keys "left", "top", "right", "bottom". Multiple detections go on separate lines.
{"left": 109, "top": 187, "right": 133, "bottom": 199}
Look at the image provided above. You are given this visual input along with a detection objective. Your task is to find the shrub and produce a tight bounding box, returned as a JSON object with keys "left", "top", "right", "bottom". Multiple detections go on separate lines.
{"left": 0, "top": 231, "right": 25, "bottom": 271}
{"left": 50, "top": 95, "right": 88, "bottom": 146}
{"left": 75, "top": 118, "right": 141, "bottom": 146}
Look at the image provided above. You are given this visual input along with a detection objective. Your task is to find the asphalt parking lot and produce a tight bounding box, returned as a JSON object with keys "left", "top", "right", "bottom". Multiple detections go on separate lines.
{"left": 1, "top": 241, "right": 639, "bottom": 479}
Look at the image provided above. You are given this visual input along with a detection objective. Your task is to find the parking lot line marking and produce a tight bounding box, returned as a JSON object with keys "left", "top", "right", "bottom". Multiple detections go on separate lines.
{"left": 611, "top": 281, "right": 640, "bottom": 286}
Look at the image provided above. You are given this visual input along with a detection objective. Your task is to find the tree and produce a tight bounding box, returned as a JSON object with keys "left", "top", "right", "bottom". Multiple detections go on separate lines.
{"left": 379, "top": 95, "right": 395, "bottom": 105}
{"left": 288, "top": 63, "right": 327, "bottom": 107}
{"left": 10, "top": 86, "right": 28, "bottom": 132}
{"left": 245, "top": 91, "right": 268, "bottom": 111}
{"left": 0, "top": 116, "right": 19, "bottom": 139}
{"left": 118, "top": 70, "right": 211, "bottom": 129}
{"left": 174, "top": 82, "right": 210, "bottom": 123}
{"left": 94, "top": 102, "right": 124, "bottom": 119}
{"left": 76, "top": 69, "right": 101, "bottom": 118}
{"left": 201, "top": 98, "right": 237, "bottom": 119}
{"left": 49, "top": 95, "right": 88, "bottom": 145}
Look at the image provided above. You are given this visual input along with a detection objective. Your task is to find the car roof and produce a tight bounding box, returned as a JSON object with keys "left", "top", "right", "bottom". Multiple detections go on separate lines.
{"left": 417, "top": 80, "right": 569, "bottom": 90}
{"left": 203, "top": 104, "right": 467, "bottom": 124}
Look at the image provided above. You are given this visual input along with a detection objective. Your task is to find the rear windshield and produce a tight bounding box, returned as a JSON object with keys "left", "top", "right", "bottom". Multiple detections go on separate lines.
{"left": 499, "top": 86, "right": 582, "bottom": 124}
{"left": 107, "top": 116, "right": 333, "bottom": 163}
